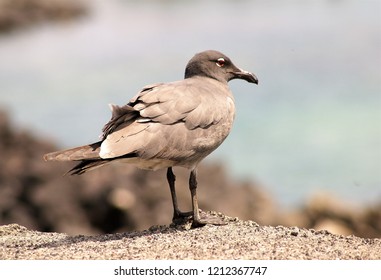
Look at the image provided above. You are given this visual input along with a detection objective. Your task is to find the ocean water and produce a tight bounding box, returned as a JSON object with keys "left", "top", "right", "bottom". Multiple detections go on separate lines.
{"left": 0, "top": 0, "right": 380, "bottom": 208}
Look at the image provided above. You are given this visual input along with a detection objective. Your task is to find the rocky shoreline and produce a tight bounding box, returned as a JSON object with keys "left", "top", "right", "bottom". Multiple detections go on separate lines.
{"left": 1, "top": 216, "right": 380, "bottom": 260}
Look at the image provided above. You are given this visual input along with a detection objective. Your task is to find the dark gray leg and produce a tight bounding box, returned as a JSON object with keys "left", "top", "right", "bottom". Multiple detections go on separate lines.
{"left": 189, "top": 169, "right": 202, "bottom": 227}
{"left": 189, "top": 168, "right": 228, "bottom": 228}
{"left": 167, "top": 167, "right": 192, "bottom": 222}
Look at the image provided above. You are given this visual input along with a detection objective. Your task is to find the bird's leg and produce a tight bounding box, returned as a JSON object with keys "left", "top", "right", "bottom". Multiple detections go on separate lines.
{"left": 189, "top": 169, "right": 228, "bottom": 228}
{"left": 167, "top": 167, "right": 192, "bottom": 222}
{"left": 189, "top": 169, "right": 204, "bottom": 227}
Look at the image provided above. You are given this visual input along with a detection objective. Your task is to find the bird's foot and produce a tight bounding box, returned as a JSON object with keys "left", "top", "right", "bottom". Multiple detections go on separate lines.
{"left": 174, "top": 210, "right": 193, "bottom": 218}
{"left": 191, "top": 210, "right": 228, "bottom": 228}
{"left": 171, "top": 210, "right": 194, "bottom": 225}
{"left": 171, "top": 210, "right": 228, "bottom": 228}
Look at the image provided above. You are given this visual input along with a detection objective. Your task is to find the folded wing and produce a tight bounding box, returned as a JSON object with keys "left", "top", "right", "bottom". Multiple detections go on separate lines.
{"left": 99, "top": 78, "right": 232, "bottom": 161}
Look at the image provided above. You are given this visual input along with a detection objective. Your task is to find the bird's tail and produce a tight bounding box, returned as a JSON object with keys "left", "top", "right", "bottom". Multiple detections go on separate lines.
{"left": 66, "top": 159, "right": 110, "bottom": 175}
{"left": 43, "top": 142, "right": 102, "bottom": 161}
{"left": 43, "top": 141, "right": 111, "bottom": 175}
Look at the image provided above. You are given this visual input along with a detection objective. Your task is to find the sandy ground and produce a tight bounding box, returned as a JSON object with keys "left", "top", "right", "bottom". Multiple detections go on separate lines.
{"left": 1, "top": 212, "right": 380, "bottom": 260}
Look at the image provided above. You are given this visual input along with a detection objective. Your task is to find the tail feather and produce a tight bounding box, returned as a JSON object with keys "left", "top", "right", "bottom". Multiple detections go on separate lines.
{"left": 67, "top": 152, "right": 138, "bottom": 175}
{"left": 44, "top": 141, "right": 137, "bottom": 175}
{"left": 43, "top": 142, "right": 102, "bottom": 161}
{"left": 67, "top": 159, "right": 110, "bottom": 175}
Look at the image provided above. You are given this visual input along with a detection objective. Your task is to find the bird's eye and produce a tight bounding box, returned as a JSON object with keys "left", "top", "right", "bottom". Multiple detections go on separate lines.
{"left": 216, "top": 58, "right": 225, "bottom": 67}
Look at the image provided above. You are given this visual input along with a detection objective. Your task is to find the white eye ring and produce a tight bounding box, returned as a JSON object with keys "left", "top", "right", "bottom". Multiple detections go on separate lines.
{"left": 216, "top": 58, "right": 225, "bottom": 67}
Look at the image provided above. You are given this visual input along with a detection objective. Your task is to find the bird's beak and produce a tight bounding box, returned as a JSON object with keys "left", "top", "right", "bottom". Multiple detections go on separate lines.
{"left": 232, "top": 68, "right": 259, "bottom": 84}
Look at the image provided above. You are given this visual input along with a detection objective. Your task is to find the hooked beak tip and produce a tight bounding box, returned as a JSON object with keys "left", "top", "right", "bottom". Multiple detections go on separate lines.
{"left": 233, "top": 69, "right": 258, "bottom": 84}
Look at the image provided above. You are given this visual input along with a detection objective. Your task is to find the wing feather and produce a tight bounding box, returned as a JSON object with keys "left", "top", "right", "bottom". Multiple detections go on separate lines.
{"left": 99, "top": 77, "right": 235, "bottom": 162}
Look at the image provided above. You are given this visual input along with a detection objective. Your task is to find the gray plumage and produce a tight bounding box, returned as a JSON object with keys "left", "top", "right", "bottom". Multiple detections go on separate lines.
{"left": 44, "top": 50, "right": 258, "bottom": 227}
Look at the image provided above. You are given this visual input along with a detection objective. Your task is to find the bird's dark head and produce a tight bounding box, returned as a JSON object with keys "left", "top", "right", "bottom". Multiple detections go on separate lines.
{"left": 184, "top": 50, "right": 258, "bottom": 85}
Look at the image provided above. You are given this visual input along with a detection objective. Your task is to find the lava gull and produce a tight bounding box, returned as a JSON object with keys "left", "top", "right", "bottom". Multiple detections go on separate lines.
{"left": 44, "top": 50, "right": 258, "bottom": 227}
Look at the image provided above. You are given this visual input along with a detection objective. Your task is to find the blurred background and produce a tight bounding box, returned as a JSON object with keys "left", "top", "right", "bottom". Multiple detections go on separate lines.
{"left": 0, "top": 0, "right": 380, "bottom": 237}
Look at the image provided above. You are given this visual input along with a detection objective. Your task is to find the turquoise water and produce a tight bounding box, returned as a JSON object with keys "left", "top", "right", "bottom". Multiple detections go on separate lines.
{"left": 0, "top": 0, "right": 380, "bottom": 208}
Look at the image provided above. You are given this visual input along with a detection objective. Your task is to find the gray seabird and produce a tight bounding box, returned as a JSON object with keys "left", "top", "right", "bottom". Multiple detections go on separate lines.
{"left": 44, "top": 50, "right": 258, "bottom": 227}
